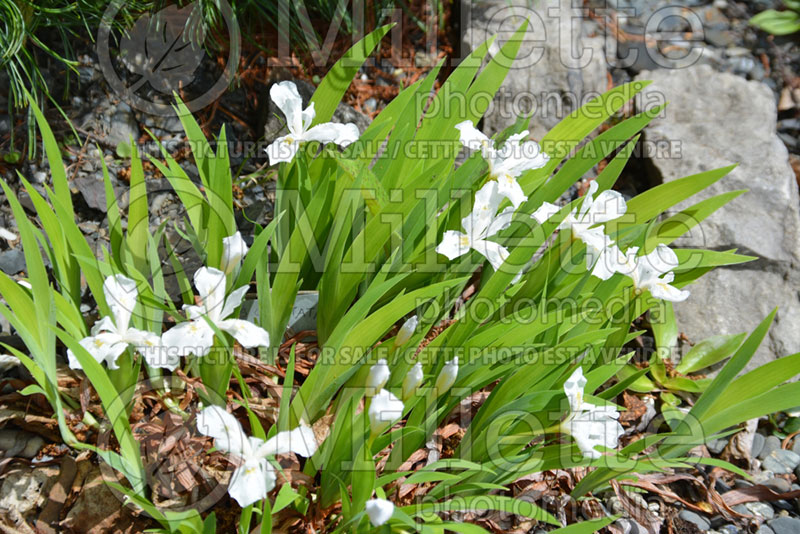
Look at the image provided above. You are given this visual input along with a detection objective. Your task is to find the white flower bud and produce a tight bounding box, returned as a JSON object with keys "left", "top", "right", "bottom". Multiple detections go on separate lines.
{"left": 395, "top": 315, "right": 418, "bottom": 346}
{"left": 365, "top": 498, "right": 395, "bottom": 526}
{"left": 402, "top": 362, "right": 424, "bottom": 400}
{"left": 434, "top": 358, "right": 458, "bottom": 395}
{"left": 365, "top": 359, "right": 390, "bottom": 396}
{"left": 368, "top": 389, "right": 404, "bottom": 436}
{"left": 221, "top": 232, "right": 248, "bottom": 275}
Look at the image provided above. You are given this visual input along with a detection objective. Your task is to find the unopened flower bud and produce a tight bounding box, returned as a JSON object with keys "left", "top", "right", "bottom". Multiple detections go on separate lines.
{"left": 221, "top": 232, "right": 248, "bottom": 275}
{"left": 365, "top": 498, "right": 395, "bottom": 526}
{"left": 402, "top": 362, "right": 424, "bottom": 400}
{"left": 434, "top": 358, "right": 458, "bottom": 395}
{"left": 365, "top": 359, "right": 390, "bottom": 396}
{"left": 395, "top": 315, "right": 418, "bottom": 346}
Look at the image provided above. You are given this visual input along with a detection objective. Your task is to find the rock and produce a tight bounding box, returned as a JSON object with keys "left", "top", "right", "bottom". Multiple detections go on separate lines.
{"left": 708, "top": 438, "right": 727, "bottom": 454}
{"left": 0, "top": 430, "right": 44, "bottom": 459}
{"left": 745, "top": 501, "right": 775, "bottom": 520}
{"left": 74, "top": 176, "right": 110, "bottom": 212}
{"left": 754, "top": 470, "right": 776, "bottom": 484}
{"left": 769, "top": 516, "right": 800, "bottom": 534}
{"left": 679, "top": 509, "right": 711, "bottom": 531}
{"left": 142, "top": 113, "right": 184, "bottom": 133}
{"left": 706, "top": 28, "right": 736, "bottom": 48}
{"left": 752, "top": 433, "right": 766, "bottom": 457}
{"left": 710, "top": 514, "right": 727, "bottom": 528}
{"left": 732, "top": 504, "right": 749, "bottom": 516}
{"left": 0, "top": 354, "right": 20, "bottom": 374}
{"left": 363, "top": 97, "right": 378, "bottom": 114}
{"left": 762, "top": 449, "right": 800, "bottom": 475}
{"left": 462, "top": 0, "right": 608, "bottom": 138}
{"left": 615, "top": 518, "right": 648, "bottom": 533}
{"left": 761, "top": 436, "right": 782, "bottom": 460}
{"left": 773, "top": 499, "right": 794, "bottom": 512}
{"left": 61, "top": 466, "right": 149, "bottom": 533}
{"left": 756, "top": 526, "right": 775, "bottom": 534}
{"left": 636, "top": 65, "right": 800, "bottom": 372}
{"left": 0, "top": 249, "right": 25, "bottom": 275}
{"left": 0, "top": 464, "right": 59, "bottom": 518}
{"left": 107, "top": 103, "right": 140, "bottom": 147}
{"left": 764, "top": 477, "right": 792, "bottom": 493}
{"left": 605, "top": 495, "right": 625, "bottom": 516}
{"left": 17, "top": 190, "right": 36, "bottom": 212}
{"left": 80, "top": 99, "right": 140, "bottom": 148}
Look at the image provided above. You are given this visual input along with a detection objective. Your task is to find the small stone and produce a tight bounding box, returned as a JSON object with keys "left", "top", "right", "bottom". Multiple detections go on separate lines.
{"left": 0, "top": 430, "right": 44, "bottom": 458}
{"left": 763, "top": 449, "right": 800, "bottom": 475}
{"left": 107, "top": 106, "right": 140, "bottom": 147}
{"left": 754, "top": 470, "right": 776, "bottom": 484}
{"left": 719, "top": 526, "right": 738, "bottom": 534}
{"left": 73, "top": 177, "right": 108, "bottom": 212}
{"left": 706, "top": 439, "right": 728, "bottom": 454}
{"left": 363, "top": 98, "right": 377, "bottom": 114}
{"left": 764, "top": 477, "right": 792, "bottom": 493}
{"left": 615, "top": 518, "right": 648, "bottom": 534}
{"left": 732, "top": 504, "right": 749, "bottom": 516}
{"left": 708, "top": 438, "right": 727, "bottom": 454}
{"left": 710, "top": 515, "right": 728, "bottom": 528}
{"left": 756, "top": 526, "right": 775, "bottom": 534}
{"left": 0, "top": 249, "right": 26, "bottom": 275}
{"left": 760, "top": 436, "right": 781, "bottom": 460}
{"left": 745, "top": 501, "right": 775, "bottom": 520}
{"left": 0, "top": 465, "right": 58, "bottom": 516}
{"left": 773, "top": 500, "right": 793, "bottom": 512}
{"left": 752, "top": 433, "right": 766, "bottom": 457}
{"left": 679, "top": 510, "right": 711, "bottom": 531}
{"left": 706, "top": 28, "right": 736, "bottom": 47}
{"left": 77, "top": 221, "right": 100, "bottom": 235}
{"left": 791, "top": 438, "right": 800, "bottom": 456}
{"left": 768, "top": 516, "right": 800, "bottom": 534}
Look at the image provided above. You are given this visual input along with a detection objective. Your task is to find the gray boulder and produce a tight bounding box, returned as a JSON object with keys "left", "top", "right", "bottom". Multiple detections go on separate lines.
{"left": 462, "top": 0, "right": 608, "bottom": 138}
{"left": 635, "top": 64, "right": 800, "bottom": 370}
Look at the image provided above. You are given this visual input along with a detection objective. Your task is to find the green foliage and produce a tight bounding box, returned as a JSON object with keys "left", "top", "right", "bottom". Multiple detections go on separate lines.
{"left": 750, "top": 1, "right": 800, "bottom": 35}
{"left": 1, "top": 18, "right": 798, "bottom": 534}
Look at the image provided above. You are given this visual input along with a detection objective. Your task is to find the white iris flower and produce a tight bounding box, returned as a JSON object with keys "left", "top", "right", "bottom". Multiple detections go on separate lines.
{"left": 436, "top": 181, "right": 515, "bottom": 271}
{"left": 265, "top": 81, "right": 360, "bottom": 165}
{"left": 455, "top": 120, "right": 549, "bottom": 208}
{"left": 161, "top": 267, "right": 270, "bottom": 358}
{"left": 67, "top": 275, "right": 169, "bottom": 370}
{"left": 196, "top": 405, "right": 317, "bottom": 507}
{"left": 561, "top": 368, "right": 624, "bottom": 459}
